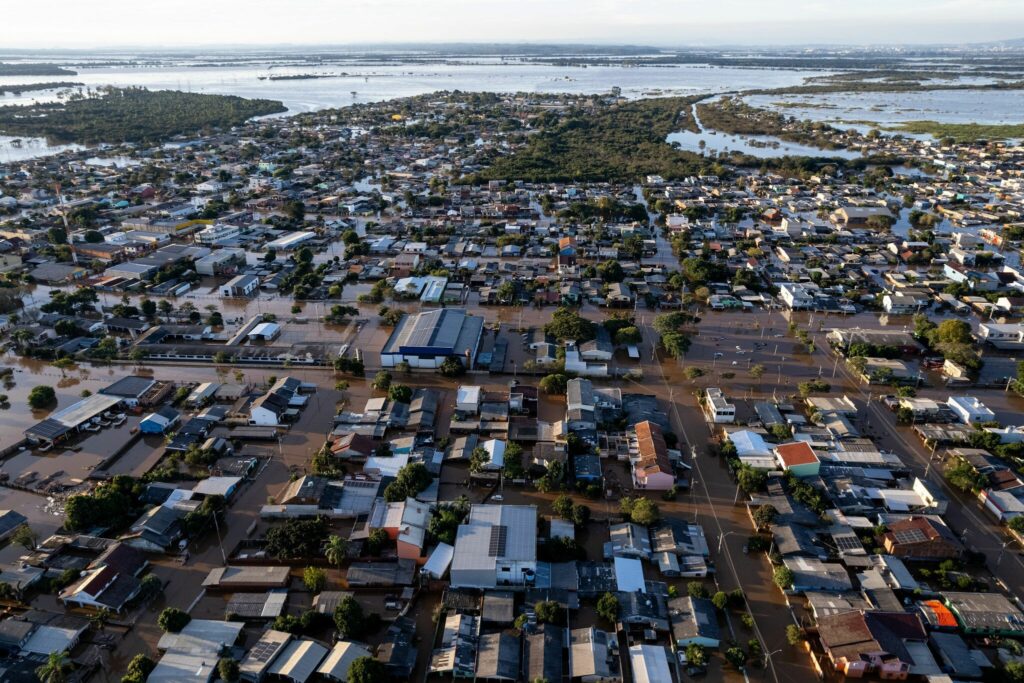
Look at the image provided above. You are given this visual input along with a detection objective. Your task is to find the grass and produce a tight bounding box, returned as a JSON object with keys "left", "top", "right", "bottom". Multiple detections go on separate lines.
{"left": 885, "top": 120, "right": 1024, "bottom": 142}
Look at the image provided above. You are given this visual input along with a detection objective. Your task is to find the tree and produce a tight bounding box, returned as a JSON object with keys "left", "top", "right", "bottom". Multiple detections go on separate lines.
{"left": 265, "top": 517, "right": 329, "bottom": 559}
{"left": 736, "top": 464, "right": 767, "bottom": 494}
{"left": 35, "top": 651, "right": 72, "bottom": 683}
{"left": 773, "top": 566, "right": 794, "bottom": 590}
{"left": 620, "top": 496, "right": 659, "bottom": 525}
{"left": 749, "top": 364, "right": 765, "bottom": 381}
{"left": 711, "top": 591, "right": 729, "bottom": 610}
{"left": 325, "top": 535, "right": 348, "bottom": 568}
{"left": 572, "top": 504, "right": 591, "bottom": 526}
{"left": 383, "top": 462, "right": 433, "bottom": 502}
{"left": 218, "top": 658, "right": 240, "bottom": 683}
{"left": 439, "top": 356, "right": 466, "bottom": 377}
{"left": 945, "top": 462, "right": 987, "bottom": 493}
{"left": 596, "top": 592, "right": 619, "bottom": 623}
{"left": 535, "top": 600, "right": 562, "bottom": 624}
{"left": 687, "top": 581, "right": 709, "bottom": 598}
{"left": 1009, "top": 516, "right": 1024, "bottom": 535}
{"left": 388, "top": 384, "right": 412, "bottom": 403}
{"left": 597, "top": 260, "right": 624, "bottom": 283}
{"left": 553, "top": 494, "right": 574, "bottom": 519}
{"left": 366, "top": 528, "right": 388, "bottom": 556}
{"left": 28, "top": 385, "right": 56, "bottom": 409}
{"left": 539, "top": 373, "right": 568, "bottom": 395}
{"left": 303, "top": 566, "right": 327, "bottom": 594}
{"left": 157, "top": 607, "right": 191, "bottom": 633}
{"left": 122, "top": 654, "right": 155, "bottom": 683}
{"left": 724, "top": 646, "right": 747, "bottom": 670}
{"left": 752, "top": 505, "right": 778, "bottom": 529}
{"left": 334, "top": 595, "right": 366, "bottom": 639}
{"left": 544, "top": 307, "right": 595, "bottom": 342}
{"left": 348, "top": 656, "right": 386, "bottom": 683}
{"left": 371, "top": 370, "right": 392, "bottom": 391}
{"left": 685, "top": 643, "right": 708, "bottom": 668}
{"left": 11, "top": 524, "right": 37, "bottom": 551}
{"left": 786, "top": 624, "right": 805, "bottom": 646}
{"left": 930, "top": 319, "right": 973, "bottom": 346}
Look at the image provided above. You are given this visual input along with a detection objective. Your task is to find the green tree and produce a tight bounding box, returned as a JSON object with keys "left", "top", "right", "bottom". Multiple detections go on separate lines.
{"left": 11, "top": 524, "right": 37, "bottom": 551}
{"left": 539, "top": 373, "right": 569, "bottom": 395}
{"left": 157, "top": 607, "right": 191, "bottom": 633}
{"left": 366, "top": 528, "right": 388, "bottom": 556}
{"left": 28, "top": 385, "right": 57, "bottom": 409}
{"left": 535, "top": 600, "right": 562, "bottom": 624}
{"left": 1008, "top": 516, "right": 1024, "bottom": 535}
{"left": 724, "top": 646, "right": 747, "bottom": 670}
{"left": 596, "top": 592, "right": 619, "bottom": 623}
{"left": 620, "top": 496, "right": 659, "bottom": 525}
{"left": 786, "top": 624, "right": 805, "bottom": 646}
{"left": 439, "top": 356, "right": 466, "bottom": 377}
{"left": 35, "top": 651, "right": 72, "bottom": 683}
{"left": 388, "top": 384, "right": 412, "bottom": 403}
{"left": 303, "top": 566, "right": 327, "bottom": 594}
{"left": 122, "top": 654, "right": 155, "bottom": 683}
{"left": 372, "top": 370, "right": 392, "bottom": 391}
{"left": 334, "top": 595, "right": 366, "bottom": 639}
{"left": 325, "top": 535, "right": 348, "bottom": 568}
{"left": 553, "top": 494, "right": 574, "bottom": 519}
{"left": 773, "top": 566, "right": 794, "bottom": 590}
{"left": 218, "top": 657, "right": 240, "bottom": 683}
{"left": 685, "top": 643, "right": 708, "bottom": 668}
{"left": 383, "top": 462, "right": 433, "bottom": 502}
{"left": 711, "top": 591, "right": 729, "bottom": 610}
{"left": 347, "top": 656, "right": 386, "bottom": 683}
{"left": 572, "top": 504, "right": 591, "bottom": 527}
{"left": 543, "top": 307, "right": 595, "bottom": 342}
{"left": 752, "top": 504, "right": 778, "bottom": 529}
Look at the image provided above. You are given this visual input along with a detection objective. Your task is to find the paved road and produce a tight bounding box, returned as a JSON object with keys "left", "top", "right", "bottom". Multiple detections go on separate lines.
{"left": 637, "top": 318, "right": 816, "bottom": 683}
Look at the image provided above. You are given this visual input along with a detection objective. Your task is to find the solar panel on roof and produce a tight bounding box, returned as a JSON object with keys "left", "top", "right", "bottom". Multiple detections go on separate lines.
{"left": 488, "top": 525, "right": 508, "bottom": 557}
{"left": 835, "top": 536, "right": 862, "bottom": 551}
{"left": 248, "top": 639, "right": 283, "bottom": 664}
{"left": 893, "top": 528, "right": 927, "bottom": 544}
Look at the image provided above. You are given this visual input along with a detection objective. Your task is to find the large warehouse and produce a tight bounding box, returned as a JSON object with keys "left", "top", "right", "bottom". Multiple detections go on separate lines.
{"left": 380, "top": 308, "right": 484, "bottom": 369}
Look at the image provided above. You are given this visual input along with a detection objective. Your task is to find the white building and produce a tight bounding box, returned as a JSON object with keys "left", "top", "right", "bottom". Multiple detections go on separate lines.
{"left": 703, "top": 388, "right": 736, "bottom": 424}
{"left": 221, "top": 273, "right": 260, "bottom": 297}
{"left": 978, "top": 323, "right": 1024, "bottom": 350}
{"left": 779, "top": 282, "right": 816, "bottom": 310}
{"left": 451, "top": 505, "right": 537, "bottom": 589}
{"left": 947, "top": 396, "right": 996, "bottom": 425}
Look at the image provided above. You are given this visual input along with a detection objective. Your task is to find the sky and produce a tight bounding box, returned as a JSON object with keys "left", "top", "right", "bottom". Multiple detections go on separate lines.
{"left": 3, "top": 0, "right": 1022, "bottom": 48}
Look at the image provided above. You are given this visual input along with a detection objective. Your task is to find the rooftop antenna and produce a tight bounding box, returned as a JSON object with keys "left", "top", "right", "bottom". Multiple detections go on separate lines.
{"left": 55, "top": 180, "right": 79, "bottom": 265}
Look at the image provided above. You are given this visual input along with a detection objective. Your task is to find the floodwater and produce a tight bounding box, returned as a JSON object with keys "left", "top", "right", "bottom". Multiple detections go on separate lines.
{"left": 0, "top": 58, "right": 827, "bottom": 160}
{"left": 667, "top": 100, "right": 863, "bottom": 160}
{"left": 747, "top": 89, "right": 1024, "bottom": 132}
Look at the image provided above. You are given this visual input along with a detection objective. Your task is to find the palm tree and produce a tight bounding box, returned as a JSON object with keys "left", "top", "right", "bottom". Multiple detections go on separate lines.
{"left": 325, "top": 535, "right": 348, "bottom": 568}
{"left": 35, "top": 651, "right": 72, "bottom": 683}
{"left": 89, "top": 607, "right": 113, "bottom": 631}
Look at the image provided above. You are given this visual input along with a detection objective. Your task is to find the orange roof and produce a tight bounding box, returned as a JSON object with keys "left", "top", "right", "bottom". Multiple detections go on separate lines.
{"left": 921, "top": 600, "right": 958, "bottom": 628}
{"left": 635, "top": 420, "right": 672, "bottom": 476}
{"left": 775, "top": 441, "right": 818, "bottom": 467}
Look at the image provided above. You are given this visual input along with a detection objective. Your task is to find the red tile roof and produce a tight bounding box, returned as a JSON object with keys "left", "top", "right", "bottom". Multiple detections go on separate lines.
{"left": 775, "top": 441, "right": 818, "bottom": 467}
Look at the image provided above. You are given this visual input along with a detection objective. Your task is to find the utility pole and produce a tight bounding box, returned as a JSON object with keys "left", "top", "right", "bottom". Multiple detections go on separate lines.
{"left": 55, "top": 182, "right": 79, "bottom": 265}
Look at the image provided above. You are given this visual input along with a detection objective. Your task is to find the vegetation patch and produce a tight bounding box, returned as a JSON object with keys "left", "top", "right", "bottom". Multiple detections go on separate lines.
{"left": 0, "top": 87, "right": 287, "bottom": 144}
{"left": 470, "top": 95, "right": 711, "bottom": 183}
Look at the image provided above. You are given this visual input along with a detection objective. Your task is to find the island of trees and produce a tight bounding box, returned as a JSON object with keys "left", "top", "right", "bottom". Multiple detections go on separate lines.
{"left": 0, "top": 87, "right": 287, "bottom": 144}
{"left": 0, "top": 63, "right": 77, "bottom": 76}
